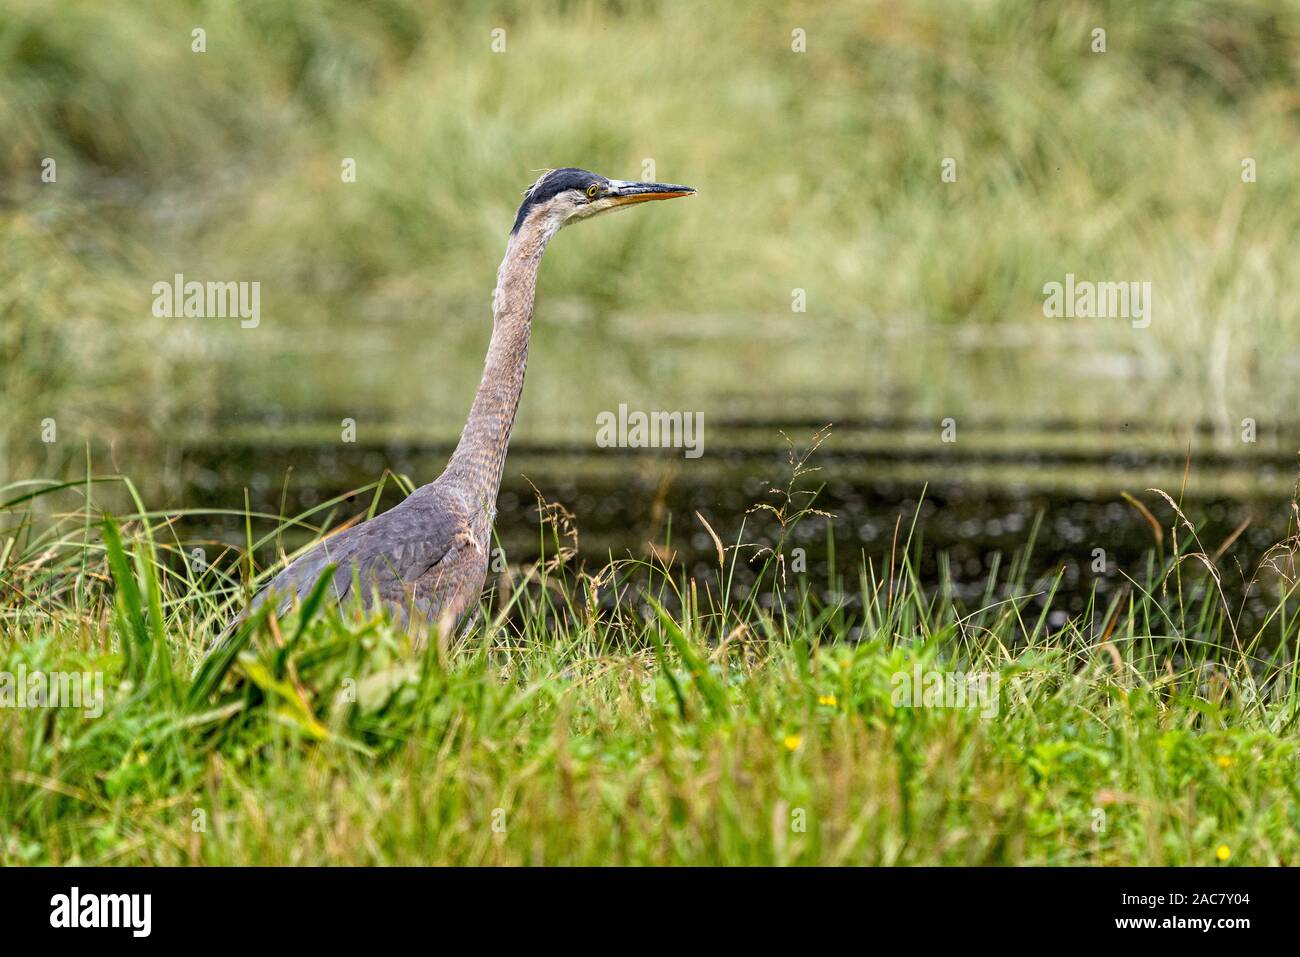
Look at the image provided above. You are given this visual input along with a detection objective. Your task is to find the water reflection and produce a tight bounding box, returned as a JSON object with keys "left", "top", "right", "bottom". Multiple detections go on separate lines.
{"left": 173, "top": 416, "right": 1300, "bottom": 643}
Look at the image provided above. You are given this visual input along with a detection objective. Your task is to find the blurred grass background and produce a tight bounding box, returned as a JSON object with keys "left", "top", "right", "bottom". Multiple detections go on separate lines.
{"left": 2, "top": 0, "right": 1299, "bottom": 485}
{"left": 3, "top": 2, "right": 1299, "bottom": 867}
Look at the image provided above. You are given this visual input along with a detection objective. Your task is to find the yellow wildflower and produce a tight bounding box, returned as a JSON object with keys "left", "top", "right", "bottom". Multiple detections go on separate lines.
{"left": 1216, "top": 844, "right": 1231, "bottom": 862}
{"left": 783, "top": 734, "right": 802, "bottom": 752}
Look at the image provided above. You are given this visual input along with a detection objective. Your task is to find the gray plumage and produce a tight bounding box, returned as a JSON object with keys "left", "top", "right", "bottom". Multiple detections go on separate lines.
{"left": 250, "top": 483, "right": 483, "bottom": 630}
{"left": 229, "top": 168, "right": 695, "bottom": 642}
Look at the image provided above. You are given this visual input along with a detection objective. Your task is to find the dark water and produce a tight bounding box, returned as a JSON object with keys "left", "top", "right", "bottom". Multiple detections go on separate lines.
{"left": 172, "top": 416, "right": 1300, "bottom": 640}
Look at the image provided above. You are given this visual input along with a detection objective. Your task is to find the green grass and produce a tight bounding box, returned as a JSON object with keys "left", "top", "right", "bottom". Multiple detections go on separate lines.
{"left": 2, "top": 473, "right": 1298, "bottom": 865}
{"left": 4, "top": 0, "right": 1300, "bottom": 866}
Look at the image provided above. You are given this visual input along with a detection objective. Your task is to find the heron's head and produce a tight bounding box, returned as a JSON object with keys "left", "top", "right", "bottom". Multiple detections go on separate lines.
{"left": 512, "top": 168, "right": 695, "bottom": 237}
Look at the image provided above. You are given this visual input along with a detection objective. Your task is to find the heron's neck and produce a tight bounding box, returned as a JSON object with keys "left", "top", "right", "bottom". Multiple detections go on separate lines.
{"left": 443, "top": 218, "right": 553, "bottom": 516}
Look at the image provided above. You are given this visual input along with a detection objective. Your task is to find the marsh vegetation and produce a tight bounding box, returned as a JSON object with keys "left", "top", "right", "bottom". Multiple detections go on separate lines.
{"left": 3, "top": 0, "right": 1300, "bottom": 864}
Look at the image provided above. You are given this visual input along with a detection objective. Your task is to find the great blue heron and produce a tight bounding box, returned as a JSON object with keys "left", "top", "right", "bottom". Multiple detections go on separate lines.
{"left": 236, "top": 168, "right": 695, "bottom": 638}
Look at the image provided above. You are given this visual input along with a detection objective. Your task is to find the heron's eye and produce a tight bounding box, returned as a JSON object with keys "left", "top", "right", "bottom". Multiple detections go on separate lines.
{"left": 586, "top": 184, "right": 601, "bottom": 199}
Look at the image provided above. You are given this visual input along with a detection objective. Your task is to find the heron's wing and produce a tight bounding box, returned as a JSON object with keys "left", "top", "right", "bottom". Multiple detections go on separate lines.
{"left": 254, "top": 485, "right": 469, "bottom": 614}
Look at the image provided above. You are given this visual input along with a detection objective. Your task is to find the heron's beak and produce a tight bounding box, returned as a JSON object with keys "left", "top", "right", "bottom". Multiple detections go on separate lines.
{"left": 608, "top": 181, "right": 697, "bottom": 205}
